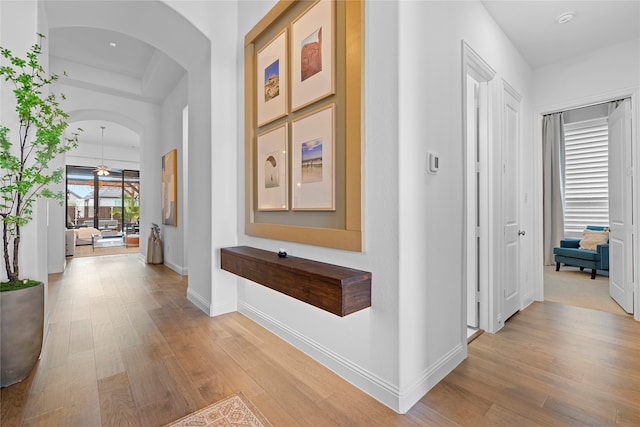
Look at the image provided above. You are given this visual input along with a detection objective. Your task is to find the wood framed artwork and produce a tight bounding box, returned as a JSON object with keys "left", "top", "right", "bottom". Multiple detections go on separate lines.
{"left": 291, "top": 0, "right": 335, "bottom": 112}
{"left": 257, "top": 124, "right": 288, "bottom": 211}
{"left": 162, "top": 149, "right": 177, "bottom": 226}
{"left": 256, "top": 29, "right": 288, "bottom": 127}
{"left": 291, "top": 104, "right": 334, "bottom": 210}
{"left": 244, "top": 0, "right": 363, "bottom": 252}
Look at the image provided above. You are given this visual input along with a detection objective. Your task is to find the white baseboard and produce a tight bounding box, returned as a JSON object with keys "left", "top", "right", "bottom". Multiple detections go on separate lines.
{"left": 239, "top": 301, "right": 466, "bottom": 414}
{"left": 187, "top": 288, "right": 210, "bottom": 314}
{"left": 164, "top": 259, "right": 188, "bottom": 275}
{"left": 136, "top": 254, "right": 187, "bottom": 276}
{"left": 398, "top": 343, "right": 465, "bottom": 413}
{"left": 239, "top": 302, "right": 402, "bottom": 411}
{"left": 187, "top": 288, "right": 236, "bottom": 317}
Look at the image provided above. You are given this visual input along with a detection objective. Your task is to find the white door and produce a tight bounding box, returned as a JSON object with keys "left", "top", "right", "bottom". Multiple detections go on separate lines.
{"left": 608, "top": 99, "right": 633, "bottom": 313}
{"left": 502, "top": 83, "right": 522, "bottom": 321}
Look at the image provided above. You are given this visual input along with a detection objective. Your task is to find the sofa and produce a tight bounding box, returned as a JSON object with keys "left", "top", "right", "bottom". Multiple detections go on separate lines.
{"left": 83, "top": 219, "right": 119, "bottom": 230}
{"left": 553, "top": 226, "right": 609, "bottom": 279}
{"left": 74, "top": 227, "right": 101, "bottom": 246}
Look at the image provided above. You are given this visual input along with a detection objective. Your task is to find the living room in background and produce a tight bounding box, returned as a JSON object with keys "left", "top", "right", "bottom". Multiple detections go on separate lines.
{"left": 66, "top": 165, "right": 141, "bottom": 240}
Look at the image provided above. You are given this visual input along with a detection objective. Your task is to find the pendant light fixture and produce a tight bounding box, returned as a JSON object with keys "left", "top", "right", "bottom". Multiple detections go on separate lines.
{"left": 95, "top": 126, "right": 110, "bottom": 176}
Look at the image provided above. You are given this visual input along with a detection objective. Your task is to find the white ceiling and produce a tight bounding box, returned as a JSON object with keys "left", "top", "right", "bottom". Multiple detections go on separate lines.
{"left": 47, "top": 22, "right": 188, "bottom": 152}
{"left": 49, "top": 26, "right": 186, "bottom": 103}
{"left": 481, "top": 0, "right": 640, "bottom": 69}
{"left": 50, "top": 27, "right": 155, "bottom": 79}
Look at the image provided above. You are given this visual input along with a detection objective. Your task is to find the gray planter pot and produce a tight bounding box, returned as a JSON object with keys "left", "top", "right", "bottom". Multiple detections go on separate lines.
{"left": 1, "top": 282, "right": 44, "bottom": 387}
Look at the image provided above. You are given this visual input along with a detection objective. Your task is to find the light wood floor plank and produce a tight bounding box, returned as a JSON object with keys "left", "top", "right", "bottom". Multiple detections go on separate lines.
{"left": 2, "top": 254, "right": 639, "bottom": 426}
{"left": 97, "top": 372, "right": 141, "bottom": 427}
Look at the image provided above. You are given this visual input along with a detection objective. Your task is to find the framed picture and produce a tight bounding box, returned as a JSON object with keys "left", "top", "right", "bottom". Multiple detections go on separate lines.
{"left": 256, "top": 29, "right": 288, "bottom": 127}
{"left": 244, "top": 0, "right": 364, "bottom": 251}
{"left": 291, "top": 0, "right": 335, "bottom": 112}
{"left": 257, "top": 124, "right": 288, "bottom": 211}
{"left": 162, "top": 149, "right": 177, "bottom": 226}
{"left": 291, "top": 104, "right": 334, "bottom": 210}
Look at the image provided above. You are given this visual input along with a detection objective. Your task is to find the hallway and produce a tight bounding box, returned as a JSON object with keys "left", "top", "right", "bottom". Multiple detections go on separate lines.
{"left": 2, "top": 255, "right": 639, "bottom": 426}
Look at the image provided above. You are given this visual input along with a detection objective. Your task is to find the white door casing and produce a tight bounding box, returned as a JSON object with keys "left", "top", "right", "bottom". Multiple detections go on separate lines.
{"left": 466, "top": 74, "right": 480, "bottom": 328}
{"left": 462, "top": 41, "right": 496, "bottom": 334}
{"left": 502, "top": 81, "right": 522, "bottom": 322}
{"left": 608, "top": 99, "right": 634, "bottom": 313}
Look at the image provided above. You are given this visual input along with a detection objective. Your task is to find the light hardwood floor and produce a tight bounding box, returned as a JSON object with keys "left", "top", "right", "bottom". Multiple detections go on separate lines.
{"left": 2, "top": 254, "right": 639, "bottom": 426}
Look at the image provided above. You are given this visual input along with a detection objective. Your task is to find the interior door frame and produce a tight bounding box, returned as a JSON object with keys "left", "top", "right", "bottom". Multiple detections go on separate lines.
{"left": 532, "top": 88, "right": 640, "bottom": 321}
{"left": 462, "top": 41, "right": 497, "bottom": 340}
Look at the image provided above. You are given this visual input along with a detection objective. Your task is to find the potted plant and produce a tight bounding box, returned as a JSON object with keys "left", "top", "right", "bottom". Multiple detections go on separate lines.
{"left": 0, "top": 34, "right": 80, "bottom": 387}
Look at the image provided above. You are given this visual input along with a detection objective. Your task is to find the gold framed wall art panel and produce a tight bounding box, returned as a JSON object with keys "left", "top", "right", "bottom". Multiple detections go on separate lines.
{"left": 244, "top": 0, "right": 363, "bottom": 252}
{"left": 162, "top": 149, "right": 178, "bottom": 226}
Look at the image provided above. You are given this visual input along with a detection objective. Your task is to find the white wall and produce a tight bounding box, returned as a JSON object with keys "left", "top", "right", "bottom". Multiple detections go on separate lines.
{"left": 396, "top": 0, "right": 534, "bottom": 409}
{"left": 225, "top": 0, "right": 534, "bottom": 413}
{"left": 165, "top": 0, "right": 239, "bottom": 315}
{"left": 65, "top": 143, "right": 140, "bottom": 172}
{"left": 231, "top": 0, "right": 402, "bottom": 409}
{"left": 0, "top": 0, "right": 53, "bottom": 337}
{"left": 533, "top": 38, "right": 640, "bottom": 109}
{"left": 160, "top": 75, "right": 188, "bottom": 275}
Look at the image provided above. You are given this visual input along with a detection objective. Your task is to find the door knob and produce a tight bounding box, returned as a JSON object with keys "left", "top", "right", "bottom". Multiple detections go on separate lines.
{"left": 518, "top": 230, "right": 526, "bottom": 236}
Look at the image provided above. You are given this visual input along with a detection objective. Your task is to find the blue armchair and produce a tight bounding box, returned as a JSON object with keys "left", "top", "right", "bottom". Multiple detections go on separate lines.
{"left": 553, "top": 226, "right": 609, "bottom": 279}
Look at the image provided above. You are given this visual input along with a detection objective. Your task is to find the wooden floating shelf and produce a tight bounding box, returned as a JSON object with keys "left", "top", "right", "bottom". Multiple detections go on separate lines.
{"left": 220, "top": 246, "right": 371, "bottom": 317}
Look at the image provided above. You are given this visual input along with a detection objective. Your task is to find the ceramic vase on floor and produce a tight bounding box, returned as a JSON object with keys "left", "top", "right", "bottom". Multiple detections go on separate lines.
{"left": 0, "top": 282, "right": 44, "bottom": 387}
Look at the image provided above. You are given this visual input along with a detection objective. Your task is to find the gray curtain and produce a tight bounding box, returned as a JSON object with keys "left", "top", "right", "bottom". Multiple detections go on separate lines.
{"left": 543, "top": 113, "right": 566, "bottom": 265}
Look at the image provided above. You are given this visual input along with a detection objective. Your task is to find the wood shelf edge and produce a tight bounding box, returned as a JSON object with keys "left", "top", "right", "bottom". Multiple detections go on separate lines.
{"left": 220, "top": 246, "right": 371, "bottom": 317}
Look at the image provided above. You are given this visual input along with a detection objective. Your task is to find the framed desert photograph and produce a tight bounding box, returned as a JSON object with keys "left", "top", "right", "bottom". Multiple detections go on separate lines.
{"left": 291, "top": 104, "right": 334, "bottom": 210}
{"left": 162, "top": 149, "right": 177, "bottom": 226}
{"left": 256, "top": 29, "right": 288, "bottom": 127}
{"left": 257, "top": 124, "right": 288, "bottom": 211}
{"left": 291, "top": 0, "right": 335, "bottom": 112}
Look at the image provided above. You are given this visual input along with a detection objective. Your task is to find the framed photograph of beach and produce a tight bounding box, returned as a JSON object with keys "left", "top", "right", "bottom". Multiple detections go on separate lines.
{"left": 291, "top": 0, "right": 334, "bottom": 112}
{"left": 257, "top": 124, "right": 288, "bottom": 211}
{"left": 291, "top": 104, "right": 334, "bottom": 210}
{"left": 256, "top": 29, "right": 287, "bottom": 127}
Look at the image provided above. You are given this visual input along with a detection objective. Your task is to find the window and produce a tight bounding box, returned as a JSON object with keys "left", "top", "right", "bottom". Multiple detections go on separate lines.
{"left": 563, "top": 117, "right": 609, "bottom": 238}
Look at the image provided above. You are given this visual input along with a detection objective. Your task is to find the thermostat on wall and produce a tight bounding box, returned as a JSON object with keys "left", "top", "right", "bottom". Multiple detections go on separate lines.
{"left": 428, "top": 152, "right": 439, "bottom": 174}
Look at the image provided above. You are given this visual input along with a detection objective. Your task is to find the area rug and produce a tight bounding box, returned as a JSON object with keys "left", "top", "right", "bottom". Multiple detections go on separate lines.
{"left": 163, "top": 393, "right": 272, "bottom": 427}
{"left": 72, "top": 244, "right": 140, "bottom": 258}
{"left": 544, "top": 265, "right": 627, "bottom": 316}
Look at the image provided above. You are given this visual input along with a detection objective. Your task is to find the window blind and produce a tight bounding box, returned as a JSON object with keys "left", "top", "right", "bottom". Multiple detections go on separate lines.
{"left": 563, "top": 117, "right": 609, "bottom": 238}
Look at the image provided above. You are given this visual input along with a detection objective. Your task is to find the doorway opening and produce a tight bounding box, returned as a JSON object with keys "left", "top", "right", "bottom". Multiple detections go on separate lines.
{"left": 542, "top": 98, "right": 634, "bottom": 317}
{"left": 65, "top": 165, "right": 140, "bottom": 258}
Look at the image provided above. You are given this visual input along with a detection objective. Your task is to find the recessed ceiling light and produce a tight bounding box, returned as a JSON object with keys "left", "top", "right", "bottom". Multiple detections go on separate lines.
{"left": 556, "top": 11, "right": 574, "bottom": 24}
{"left": 109, "top": 42, "right": 117, "bottom": 48}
